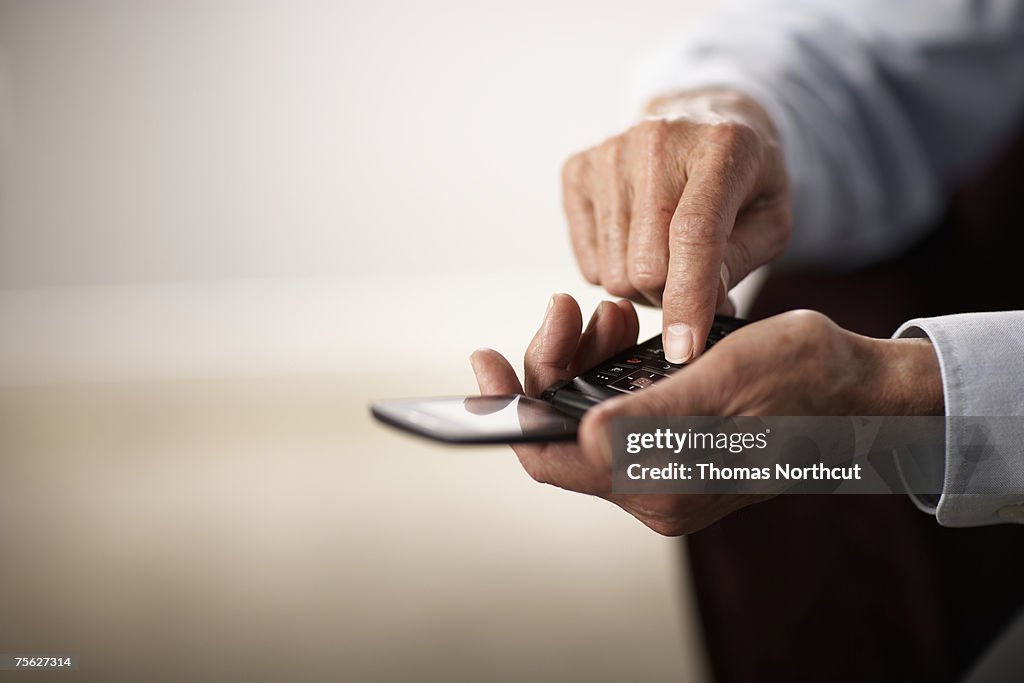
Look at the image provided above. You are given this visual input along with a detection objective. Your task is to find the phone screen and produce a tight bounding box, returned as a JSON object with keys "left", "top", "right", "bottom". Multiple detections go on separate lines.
{"left": 371, "top": 395, "right": 579, "bottom": 444}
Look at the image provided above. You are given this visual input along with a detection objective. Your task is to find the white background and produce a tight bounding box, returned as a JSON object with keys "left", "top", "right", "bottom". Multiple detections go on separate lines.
{"left": 1, "top": 0, "right": 711, "bottom": 289}
{"left": 0, "top": 0, "right": 722, "bottom": 384}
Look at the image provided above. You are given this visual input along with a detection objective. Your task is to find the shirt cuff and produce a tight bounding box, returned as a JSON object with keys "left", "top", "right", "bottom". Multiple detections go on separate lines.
{"left": 894, "top": 312, "right": 1024, "bottom": 527}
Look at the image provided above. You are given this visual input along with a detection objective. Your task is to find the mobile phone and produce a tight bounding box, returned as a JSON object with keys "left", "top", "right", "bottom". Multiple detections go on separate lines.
{"left": 370, "top": 314, "right": 748, "bottom": 444}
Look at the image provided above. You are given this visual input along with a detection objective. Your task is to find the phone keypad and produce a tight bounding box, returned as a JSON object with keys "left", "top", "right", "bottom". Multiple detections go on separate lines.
{"left": 583, "top": 319, "right": 738, "bottom": 395}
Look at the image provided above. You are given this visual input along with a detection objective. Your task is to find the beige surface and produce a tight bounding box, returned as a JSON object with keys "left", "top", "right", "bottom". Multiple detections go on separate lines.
{"left": 0, "top": 372, "right": 710, "bottom": 682}
{"left": 0, "top": 264, "right": 768, "bottom": 681}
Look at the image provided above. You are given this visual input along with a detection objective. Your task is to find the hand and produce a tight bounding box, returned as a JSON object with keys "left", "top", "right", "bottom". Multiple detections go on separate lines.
{"left": 471, "top": 293, "right": 741, "bottom": 535}
{"left": 470, "top": 297, "right": 943, "bottom": 536}
{"left": 612, "top": 308, "right": 945, "bottom": 419}
{"left": 561, "top": 88, "right": 791, "bottom": 363}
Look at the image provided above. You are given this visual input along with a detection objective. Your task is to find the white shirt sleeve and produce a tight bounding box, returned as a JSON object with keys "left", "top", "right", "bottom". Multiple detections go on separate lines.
{"left": 631, "top": 0, "right": 1024, "bottom": 269}
{"left": 894, "top": 312, "right": 1024, "bottom": 527}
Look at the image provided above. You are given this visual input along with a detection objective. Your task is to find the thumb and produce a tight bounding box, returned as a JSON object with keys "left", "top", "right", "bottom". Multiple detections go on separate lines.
{"left": 719, "top": 205, "right": 790, "bottom": 298}
{"left": 579, "top": 362, "right": 727, "bottom": 466}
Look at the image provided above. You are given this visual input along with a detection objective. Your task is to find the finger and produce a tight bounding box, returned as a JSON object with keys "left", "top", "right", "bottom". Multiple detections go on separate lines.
{"left": 470, "top": 348, "right": 524, "bottom": 396}
{"left": 470, "top": 345, "right": 581, "bottom": 491}
{"left": 524, "top": 293, "right": 584, "bottom": 396}
{"left": 518, "top": 299, "right": 635, "bottom": 498}
{"left": 720, "top": 200, "right": 791, "bottom": 295}
{"left": 662, "top": 144, "right": 756, "bottom": 363}
{"left": 627, "top": 138, "right": 677, "bottom": 306}
{"left": 562, "top": 153, "right": 599, "bottom": 283}
{"left": 592, "top": 143, "right": 639, "bottom": 299}
{"left": 567, "top": 299, "right": 640, "bottom": 377}
{"left": 469, "top": 361, "right": 559, "bottom": 486}
{"left": 613, "top": 299, "right": 641, "bottom": 352}
{"left": 469, "top": 332, "right": 578, "bottom": 490}
{"left": 608, "top": 292, "right": 661, "bottom": 311}
{"left": 569, "top": 301, "right": 625, "bottom": 376}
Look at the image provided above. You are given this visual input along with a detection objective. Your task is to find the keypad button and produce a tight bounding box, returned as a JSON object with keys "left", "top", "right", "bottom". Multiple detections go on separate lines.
{"left": 610, "top": 371, "right": 641, "bottom": 392}
{"left": 634, "top": 347, "right": 663, "bottom": 360}
{"left": 647, "top": 362, "right": 677, "bottom": 373}
{"left": 612, "top": 370, "right": 666, "bottom": 392}
{"left": 580, "top": 319, "right": 742, "bottom": 395}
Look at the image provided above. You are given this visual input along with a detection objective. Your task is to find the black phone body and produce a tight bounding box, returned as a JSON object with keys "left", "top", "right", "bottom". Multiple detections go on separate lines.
{"left": 371, "top": 314, "right": 747, "bottom": 444}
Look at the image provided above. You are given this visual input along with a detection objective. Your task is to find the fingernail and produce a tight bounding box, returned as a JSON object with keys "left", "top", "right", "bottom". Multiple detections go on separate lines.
{"left": 720, "top": 263, "right": 730, "bottom": 291}
{"left": 546, "top": 293, "right": 563, "bottom": 320}
{"left": 664, "top": 323, "right": 694, "bottom": 364}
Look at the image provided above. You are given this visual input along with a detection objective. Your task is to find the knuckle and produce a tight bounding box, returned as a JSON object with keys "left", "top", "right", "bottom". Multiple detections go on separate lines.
{"left": 672, "top": 212, "right": 724, "bottom": 246}
{"left": 601, "top": 136, "right": 628, "bottom": 173}
{"left": 705, "top": 120, "right": 759, "bottom": 153}
{"left": 701, "top": 123, "right": 762, "bottom": 187}
{"left": 636, "top": 120, "right": 686, "bottom": 183}
{"left": 561, "top": 152, "right": 587, "bottom": 188}
{"left": 629, "top": 258, "right": 667, "bottom": 291}
{"left": 775, "top": 309, "right": 837, "bottom": 358}
{"left": 782, "top": 309, "right": 831, "bottom": 334}
{"left": 635, "top": 118, "right": 670, "bottom": 152}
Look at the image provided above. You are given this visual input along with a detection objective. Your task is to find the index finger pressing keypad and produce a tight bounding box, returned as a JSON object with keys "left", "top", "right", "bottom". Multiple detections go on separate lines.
{"left": 582, "top": 316, "right": 741, "bottom": 394}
